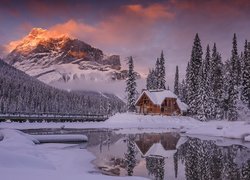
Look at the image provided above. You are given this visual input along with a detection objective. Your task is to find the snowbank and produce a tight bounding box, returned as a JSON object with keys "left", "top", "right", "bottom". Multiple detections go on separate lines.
{"left": 31, "top": 134, "right": 88, "bottom": 143}
{"left": 185, "top": 120, "right": 250, "bottom": 140}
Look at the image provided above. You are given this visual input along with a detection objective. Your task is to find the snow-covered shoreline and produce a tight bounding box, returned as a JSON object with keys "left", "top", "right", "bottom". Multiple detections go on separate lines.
{"left": 1, "top": 113, "right": 250, "bottom": 140}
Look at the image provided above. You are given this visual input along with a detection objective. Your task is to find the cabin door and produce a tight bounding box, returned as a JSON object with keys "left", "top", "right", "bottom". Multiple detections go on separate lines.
{"left": 143, "top": 105, "right": 148, "bottom": 114}
{"left": 161, "top": 106, "right": 164, "bottom": 113}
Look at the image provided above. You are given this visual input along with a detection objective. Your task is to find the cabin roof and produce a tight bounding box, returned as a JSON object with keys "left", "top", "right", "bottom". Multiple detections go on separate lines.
{"left": 144, "top": 142, "right": 177, "bottom": 158}
{"left": 135, "top": 89, "right": 188, "bottom": 111}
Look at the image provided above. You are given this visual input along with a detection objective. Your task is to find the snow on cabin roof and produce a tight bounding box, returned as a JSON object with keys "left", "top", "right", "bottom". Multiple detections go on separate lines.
{"left": 135, "top": 89, "right": 188, "bottom": 111}
{"left": 177, "top": 99, "right": 188, "bottom": 112}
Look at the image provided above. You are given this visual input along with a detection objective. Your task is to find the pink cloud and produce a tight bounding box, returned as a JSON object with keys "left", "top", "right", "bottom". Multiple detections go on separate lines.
{"left": 46, "top": 3, "right": 174, "bottom": 49}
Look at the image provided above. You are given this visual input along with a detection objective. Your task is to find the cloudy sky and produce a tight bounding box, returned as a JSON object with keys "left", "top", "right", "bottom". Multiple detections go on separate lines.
{"left": 1, "top": 0, "right": 250, "bottom": 85}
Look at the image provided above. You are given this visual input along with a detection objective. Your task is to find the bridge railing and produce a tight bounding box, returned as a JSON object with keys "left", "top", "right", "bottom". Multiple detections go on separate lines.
{"left": 0, "top": 112, "right": 110, "bottom": 120}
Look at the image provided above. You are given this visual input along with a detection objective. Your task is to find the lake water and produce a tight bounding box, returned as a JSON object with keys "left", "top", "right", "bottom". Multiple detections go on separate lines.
{"left": 25, "top": 129, "right": 250, "bottom": 180}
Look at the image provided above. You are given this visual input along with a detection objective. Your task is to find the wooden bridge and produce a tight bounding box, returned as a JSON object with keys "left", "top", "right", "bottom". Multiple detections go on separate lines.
{"left": 0, "top": 112, "right": 110, "bottom": 122}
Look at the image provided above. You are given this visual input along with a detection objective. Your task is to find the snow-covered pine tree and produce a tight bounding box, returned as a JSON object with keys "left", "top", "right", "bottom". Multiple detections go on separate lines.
{"left": 155, "top": 58, "right": 160, "bottom": 88}
{"left": 210, "top": 43, "right": 224, "bottom": 119}
{"left": 187, "top": 33, "right": 203, "bottom": 115}
{"left": 203, "top": 44, "right": 214, "bottom": 119}
{"left": 214, "top": 54, "right": 224, "bottom": 119}
{"left": 222, "top": 59, "right": 231, "bottom": 119}
{"left": 210, "top": 43, "right": 218, "bottom": 118}
{"left": 151, "top": 69, "right": 158, "bottom": 90}
{"left": 179, "top": 79, "right": 188, "bottom": 103}
{"left": 125, "top": 56, "right": 137, "bottom": 112}
{"left": 158, "top": 51, "right": 166, "bottom": 90}
{"left": 228, "top": 34, "right": 239, "bottom": 121}
{"left": 228, "top": 86, "right": 238, "bottom": 121}
{"left": 124, "top": 136, "right": 137, "bottom": 176}
{"left": 197, "top": 62, "right": 207, "bottom": 121}
{"left": 241, "top": 41, "right": 250, "bottom": 108}
{"left": 185, "top": 62, "right": 191, "bottom": 105}
{"left": 174, "top": 66, "right": 179, "bottom": 96}
{"left": 236, "top": 46, "right": 243, "bottom": 88}
{"left": 146, "top": 69, "right": 154, "bottom": 90}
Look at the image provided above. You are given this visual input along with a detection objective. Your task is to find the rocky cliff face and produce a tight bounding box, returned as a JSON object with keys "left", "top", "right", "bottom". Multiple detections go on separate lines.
{"left": 4, "top": 28, "right": 135, "bottom": 84}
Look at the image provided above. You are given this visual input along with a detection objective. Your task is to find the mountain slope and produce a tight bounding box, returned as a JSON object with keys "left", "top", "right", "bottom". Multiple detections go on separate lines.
{"left": 4, "top": 28, "right": 136, "bottom": 84}
{"left": 0, "top": 59, "right": 125, "bottom": 115}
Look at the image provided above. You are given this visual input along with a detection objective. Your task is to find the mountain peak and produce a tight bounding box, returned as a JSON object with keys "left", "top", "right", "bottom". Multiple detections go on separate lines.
{"left": 4, "top": 28, "right": 129, "bottom": 84}
{"left": 7, "top": 28, "right": 70, "bottom": 53}
{"left": 29, "top": 28, "right": 47, "bottom": 36}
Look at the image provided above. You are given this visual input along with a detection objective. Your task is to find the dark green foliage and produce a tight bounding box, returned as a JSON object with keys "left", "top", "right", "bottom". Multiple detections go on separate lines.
{"left": 186, "top": 33, "right": 203, "bottom": 115}
{"left": 125, "top": 56, "right": 137, "bottom": 112}
{"left": 228, "top": 34, "right": 239, "bottom": 121}
{"left": 241, "top": 42, "right": 250, "bottom": 108}
{"left": 174, "top": 66, "right": 179, "bottom": 96}
{"left": 158, "top": 51, "right": 166, "bottom": 90}
{"left": 146, "top": 51, "right": 166, "bottom": 90}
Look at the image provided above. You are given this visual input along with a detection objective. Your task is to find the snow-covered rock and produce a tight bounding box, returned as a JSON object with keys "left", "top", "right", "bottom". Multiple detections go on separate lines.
{"left": 244, "top": 135, "right": 250, "bottom": 142}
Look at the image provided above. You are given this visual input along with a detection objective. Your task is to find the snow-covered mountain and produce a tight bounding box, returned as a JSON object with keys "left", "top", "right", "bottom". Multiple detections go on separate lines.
{"left": 4, "top": 28, "right": 138, "bottom": 84}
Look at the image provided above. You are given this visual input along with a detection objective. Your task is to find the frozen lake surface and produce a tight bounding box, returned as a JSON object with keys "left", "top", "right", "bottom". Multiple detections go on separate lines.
{"left": 24, "top": 128, "right": 250, "bottom": 180}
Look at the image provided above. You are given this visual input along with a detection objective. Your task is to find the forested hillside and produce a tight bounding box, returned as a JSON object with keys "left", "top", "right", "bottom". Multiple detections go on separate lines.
{"left": 0, "top": 59, "right": 125, "bottom": 114}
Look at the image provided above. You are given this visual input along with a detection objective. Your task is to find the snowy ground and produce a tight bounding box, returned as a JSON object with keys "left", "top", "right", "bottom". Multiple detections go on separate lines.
{"left": 0, "top": 129, "right": 147, "bottom": 180}
{"left": 1, "top": 113, "right": 250, "bottom": 179}
{"left": 1, "top": 113, "right": 250, "bottom": 140}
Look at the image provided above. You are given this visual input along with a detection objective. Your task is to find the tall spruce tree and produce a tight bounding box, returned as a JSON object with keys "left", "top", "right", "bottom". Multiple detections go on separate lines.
{"left": 179, "top": 79, "right": 188, "bottom": 103}
{"left": 210, "top": 43, "right": 224, "bottom": 119}
{"left": 196, "top": 44, "right": 217, "bottom": 121}
{"left": 241, "top": 42, "right": 250, "bottom": 108}
{"left": 228, "top": 34, "right": 239, "bottom": 121}
{"left": 203, "top": 45, "right": 214, "bottom": 119}
{"left": 174, "top": 66, "right": 179, "bottom": 96}
{"left": 186, "top": 62, "right": 191, "bottom": 105}
{"left": 214, "top": 53, "right": 224, "bottom": 119}
{"left": 146, "top": 69, "right": 154, "bottom": 90}
{"left": 158, "top": 51, "right": 166, "bottom": 89}
{"left": 187, "top": 33, "right": 203, "bottom": 115}
{"left": 222, "top": 59, "right": 231, "bottom": 119}
{"left": 125, "top": 56, "right": 137, "bottom": 112}
{"left": 197, "top": 62, "right": 207, "bottom": 121}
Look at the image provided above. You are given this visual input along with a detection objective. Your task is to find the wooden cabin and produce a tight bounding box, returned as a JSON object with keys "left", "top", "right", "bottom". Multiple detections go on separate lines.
{"left": 135, "top": 89, "right": 188, "bottom": 116}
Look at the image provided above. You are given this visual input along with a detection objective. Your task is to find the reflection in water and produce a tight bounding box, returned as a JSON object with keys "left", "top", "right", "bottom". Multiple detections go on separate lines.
{"left": 125, "top": 136, "right": 137, "bottom": 176}
{"left": 146, "top": 155, "right": 165, "bottom": 180}
{"left": 86, "top": 130, "right": 250, "bottom": 180}
{"left": 175, "top": 137, "right": 250, "bottom": 180}
{"left": 22, "top": 128, "right": 250, "bottom": 179}
{"left": 88, "top": 132, "right": 179, "bottom": 179}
